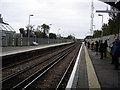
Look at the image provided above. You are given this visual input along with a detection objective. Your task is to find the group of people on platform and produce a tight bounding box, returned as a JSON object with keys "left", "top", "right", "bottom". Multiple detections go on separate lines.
{"left": 85, "top": 39, "right": 120, "bottom": 70}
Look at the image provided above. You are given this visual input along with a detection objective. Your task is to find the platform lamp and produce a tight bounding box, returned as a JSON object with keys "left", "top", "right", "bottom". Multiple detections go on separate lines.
{"left": 98, "top": 14, "right": 103, "bottom": 37}
{"left": 28, "top": 14, "right": 34, "bottom": 46}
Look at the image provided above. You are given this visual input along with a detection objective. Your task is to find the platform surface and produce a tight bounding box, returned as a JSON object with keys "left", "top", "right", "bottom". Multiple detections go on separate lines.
{"left": 1, "top": 42, "right": 72, "bottom": 57}
{"left": 67, "top": 44, "right": 120, "bottom": 89}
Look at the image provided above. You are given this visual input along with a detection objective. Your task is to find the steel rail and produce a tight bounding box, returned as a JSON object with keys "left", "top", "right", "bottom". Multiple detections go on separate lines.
{"left": 10, "top": 46, "right": 75, "bottom": 90}
{"left": 1, "top": 44, "right": 75, "bottom": 84}
{"left": 56, "top": 45, "right": 81, "bottom": 89}
{"left": 1, "top": 54, "right": 43, "bottom": 71}
{"left": 66, "top": 42, "right": 83, "bottom": 89}
{"left": 1, "top": 44, "right": 71, "bottom": 71}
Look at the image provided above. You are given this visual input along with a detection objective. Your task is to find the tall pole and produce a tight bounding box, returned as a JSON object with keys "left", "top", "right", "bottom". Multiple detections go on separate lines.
{"left": 90, "top": 0, "right": 94, "bottom": 35}
{"left": 93, "top": 25, "right": 96, "bottom": 30}
{"left": 28, "top": 14, "right": 33, "bottom": 46}
{"left": 98, "top": 14, "right": 103, "bottom": 37}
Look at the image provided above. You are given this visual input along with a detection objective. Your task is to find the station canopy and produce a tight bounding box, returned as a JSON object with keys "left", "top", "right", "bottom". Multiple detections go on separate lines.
{"left": 0, "top": 23, "right": 15, "bottom": 32}
{"left": 0, "top": 14, "right": 15, "bottom": 32}
{"left": 99, "top": 0, "right": 120, "bottom": 10}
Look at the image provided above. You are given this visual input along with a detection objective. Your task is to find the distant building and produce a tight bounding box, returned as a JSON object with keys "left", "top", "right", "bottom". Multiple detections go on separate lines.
{"left": 0, "top": 14, "right": 16, "bottom": 46}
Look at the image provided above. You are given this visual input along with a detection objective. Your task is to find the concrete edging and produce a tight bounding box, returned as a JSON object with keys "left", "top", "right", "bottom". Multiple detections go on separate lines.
{"left": 66, "top": 42, "right": 84, "bottom": 89}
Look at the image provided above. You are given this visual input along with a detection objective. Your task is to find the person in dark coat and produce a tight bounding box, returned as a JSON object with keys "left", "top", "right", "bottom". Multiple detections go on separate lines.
{"left": 99, "top": 40, "right": 104, "bottom": 59}
{"left": 84, "top": 40, "right": 87, "bottom": 46}
{"left": 114, "top": 40, "right": 120, "bottom": 70}
{"left": 110, "top": 41, "right": 115, "bottom": 64}
{"left": 87, "top": 41, "right": 90, "bottom": 49}
{"left": 91, "top": 40, "right": 94, "bottom": 50}
{"left": 95, "top": 41, "right": 99, "bottom": 55}
{"left": 103, "top": 40, "right": 108, "bottom": 58}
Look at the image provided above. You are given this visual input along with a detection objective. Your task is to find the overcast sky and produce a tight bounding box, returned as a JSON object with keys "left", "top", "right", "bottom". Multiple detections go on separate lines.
{"left": 0, "top": 0, "right": 110, "bottom": 39}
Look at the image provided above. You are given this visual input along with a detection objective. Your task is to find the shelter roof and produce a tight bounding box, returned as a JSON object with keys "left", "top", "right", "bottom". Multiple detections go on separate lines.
{"left": 99, "top": 0, "right": 120, "bottom": 10}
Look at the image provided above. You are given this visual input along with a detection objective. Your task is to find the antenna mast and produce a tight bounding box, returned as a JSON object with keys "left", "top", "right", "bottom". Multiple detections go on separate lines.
{"left": 90, "top": 0, "right": 94, "bottom": 35}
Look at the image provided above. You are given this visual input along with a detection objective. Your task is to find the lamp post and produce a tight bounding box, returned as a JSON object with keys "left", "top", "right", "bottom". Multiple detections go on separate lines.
{"left": 98, "top": 14, "right": 103, "bottom": 37}
{"left": 93, "top": 25, "right": 96, "bottom": 30}
{"left": 28, "top": 14, "right": 34, "bottom": 46}
{"left": 92, "top": 25, "right": 96, "bottom": 35}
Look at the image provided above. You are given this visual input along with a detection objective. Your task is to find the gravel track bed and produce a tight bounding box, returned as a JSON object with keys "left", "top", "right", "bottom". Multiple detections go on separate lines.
{"left": 2, "top": 45, "right": 75, "bottom": 89}
{"left": 29, "top": 44, "right": 81, "bottom": 89}
{"left": 2, "top": 45, "right": 72, "bottom": 78}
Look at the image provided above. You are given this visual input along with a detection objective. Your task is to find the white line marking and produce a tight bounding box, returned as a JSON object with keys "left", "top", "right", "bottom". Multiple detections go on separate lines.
{"left": 66, "top": 42, "right": 84, "bottom": 89}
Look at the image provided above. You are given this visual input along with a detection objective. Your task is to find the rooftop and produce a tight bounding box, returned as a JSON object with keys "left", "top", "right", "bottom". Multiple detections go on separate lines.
{"left": 0, "top": 14, "right": 15, "bottom": 33}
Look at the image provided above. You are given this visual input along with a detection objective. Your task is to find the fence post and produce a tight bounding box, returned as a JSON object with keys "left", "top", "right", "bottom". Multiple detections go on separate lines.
{"left": 20, "top": 34, "right": 23, "bottom": 47}
{"left": 12, "top": 34, "right": 15, "bottom": 47}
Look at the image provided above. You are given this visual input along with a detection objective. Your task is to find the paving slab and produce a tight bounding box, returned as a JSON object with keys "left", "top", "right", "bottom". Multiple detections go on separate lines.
{"left": 69, "top": 44, "right": 120, "bottom": 89}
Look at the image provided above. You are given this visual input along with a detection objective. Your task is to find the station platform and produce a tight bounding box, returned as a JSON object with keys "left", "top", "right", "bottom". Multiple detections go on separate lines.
{"left": 1, "top": 42, "right": 72, "bottom": 57}
{"left": 66, "top": 43, "right": 120, "bottom": 89}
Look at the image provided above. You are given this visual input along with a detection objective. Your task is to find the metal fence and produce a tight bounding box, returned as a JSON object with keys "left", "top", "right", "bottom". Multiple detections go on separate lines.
{"left": 1, "top": 35, "right": 73, "bottom": 47}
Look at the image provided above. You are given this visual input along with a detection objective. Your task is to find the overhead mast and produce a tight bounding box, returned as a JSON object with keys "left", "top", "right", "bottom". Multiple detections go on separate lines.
{"left": 90, "top": 0, "right": 94, "bottom": 35}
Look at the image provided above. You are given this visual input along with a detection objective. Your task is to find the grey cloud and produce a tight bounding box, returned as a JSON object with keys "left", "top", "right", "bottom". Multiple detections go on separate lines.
{"left": 0, "top": 0, "right": 109, "bottom": 39}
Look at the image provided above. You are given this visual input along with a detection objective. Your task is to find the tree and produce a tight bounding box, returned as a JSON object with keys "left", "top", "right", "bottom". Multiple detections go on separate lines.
{"left": 49, "top": 33, "right": 57, "bottom": 39}
{"left": 93, "top": 30, "right": 102, "bottom": 38}
{"left": 115, "top": 13, "right": 120, "bottom": 34}
{"left": 19, "top": 28, "right": 26, "bottom": 37}
{"left": 67, "top": 35, "right": 74, "bottom": 39}
{"left": 34, "top": 31, "right": 43, "bottom": 38}
{"left": 108, "top": 18, "right": 118, "bottom": 34}
{"left": 26, "top": 25, "right": 35, "bottom": 37}
{"left": 108, "top": 10, "right": 120, "bottom": 35}
{"left": 41, "top": 24, "right": 50, "bottom": 38}
{"left": 85, "top": 35, "right": 93, "bottom": 39}
{"left": 102, "top": 24, "right": 110, "bottom": 36}
{"left": 36, "top": 25, "right": 42, "bottom": 32}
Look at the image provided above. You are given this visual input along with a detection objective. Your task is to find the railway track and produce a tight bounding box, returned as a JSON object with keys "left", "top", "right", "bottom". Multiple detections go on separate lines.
{"left": 2, "top": 43, "right": 73, "bottom": 71}
{"left": 2, "top": 44, "right": 74, "bottom": 81}
{"left": 2, "top": 42, "right": 74, "bottom": 68}
{"left": 2, "top": 42, "right": 81, "bottom": 89}
{"left": 56, "top": 45, "right": 80, "bottom": 89}
{"left": 2, "top": 44, "right": 75, "bottom": 78}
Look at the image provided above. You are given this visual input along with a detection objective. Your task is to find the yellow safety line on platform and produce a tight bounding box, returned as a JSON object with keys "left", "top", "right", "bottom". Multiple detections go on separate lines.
{"left": 84, "top": 46, "right": 101, "bottom": 89}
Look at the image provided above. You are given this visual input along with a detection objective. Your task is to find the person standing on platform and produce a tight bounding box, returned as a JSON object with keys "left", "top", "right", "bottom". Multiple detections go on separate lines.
{"left": 87, "top": 41, "right": 90, "bottom": 49}
{"left": 110, "top": 41, "right": 116, "bottom": 64}
{"left": 103, "top": 40, "right": 108, "bottom": 58}
{"left": 99, "top": 40, "right": 104, "bottom": 59}
{"left": 84, "top": 40, "right": 87, "bottom": 46}
{"left": 114, "top": 40, "right": 120, "bottom": 70}
{"left": 91, "top": 40, "right": 94, "bottom": 50}
{"left": 95, "top": 41, "right": 99, "bottom": 55}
